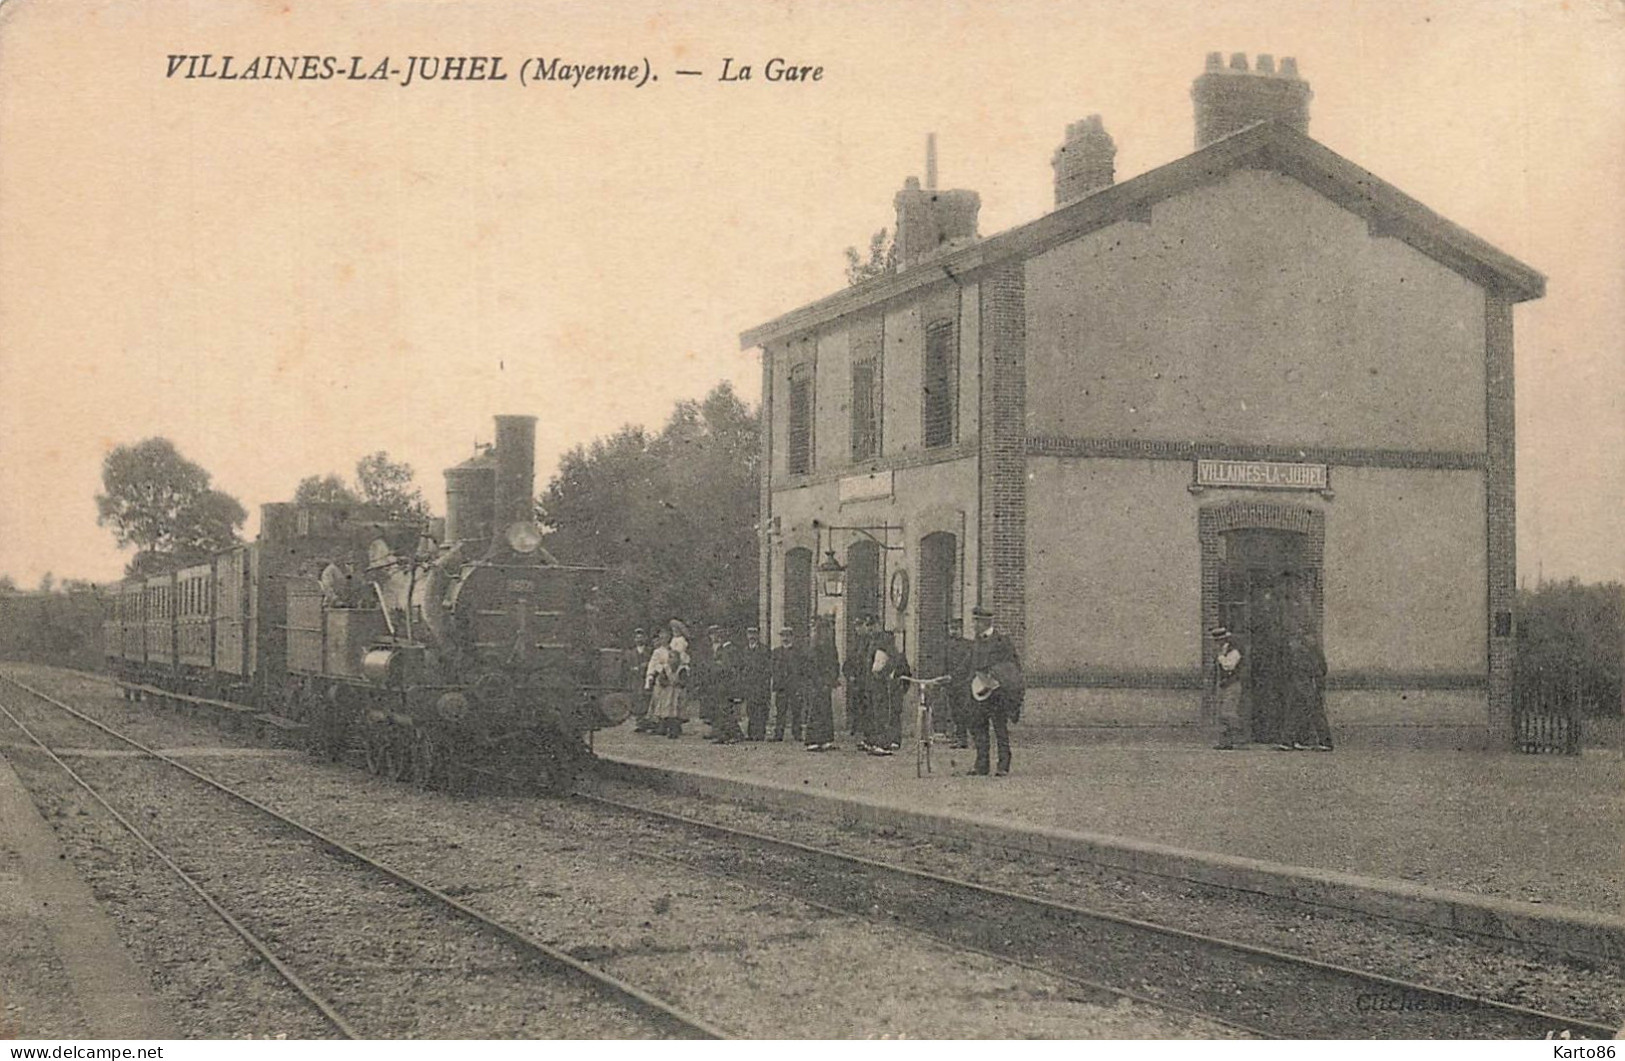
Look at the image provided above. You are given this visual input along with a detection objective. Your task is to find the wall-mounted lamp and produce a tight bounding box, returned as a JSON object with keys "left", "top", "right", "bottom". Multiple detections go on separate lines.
{"left": 818, "top": 549, "right": 846, "bottom": 597}
{"left": 811, "top": 518, "right": 904, "bottom": 600}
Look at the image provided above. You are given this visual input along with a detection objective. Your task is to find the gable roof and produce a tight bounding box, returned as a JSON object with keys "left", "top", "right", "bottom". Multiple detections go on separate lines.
{"left": 739, "top": 121, "right": 1545, "bottom": 350}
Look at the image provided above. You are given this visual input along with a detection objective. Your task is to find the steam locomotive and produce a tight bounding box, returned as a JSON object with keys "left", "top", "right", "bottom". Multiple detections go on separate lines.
{"left": 103, "top": 415, "right": 636, "bottom": 792}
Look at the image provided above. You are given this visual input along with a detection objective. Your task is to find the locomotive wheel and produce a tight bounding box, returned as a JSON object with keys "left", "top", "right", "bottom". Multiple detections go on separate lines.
{"left": 416, "top": 731, "right": 442, "bottom": 789}
{"left": 386, "top": 733, "right": 411, "bottom": 782}
{"left": 363, "top": 729, "right": 384, "bottom": 776}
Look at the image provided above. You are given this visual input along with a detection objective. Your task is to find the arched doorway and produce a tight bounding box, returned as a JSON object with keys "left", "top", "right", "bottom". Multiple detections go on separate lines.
{"left": 917, "top": 531, "right": 958, "bottom": 682}
{"left": 783, "top": 547, "right": 813, "bottom": 640}
{"left": 844, "top": 539, "right": 881, "bottom": 665}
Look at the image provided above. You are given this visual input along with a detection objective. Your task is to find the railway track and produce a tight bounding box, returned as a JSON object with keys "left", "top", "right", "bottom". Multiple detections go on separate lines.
{"left": 573, "top": 790, "right": 1616, "bottom": 1039}
{"left": 0, "top": 671, "right": 727, "bottom": 1040}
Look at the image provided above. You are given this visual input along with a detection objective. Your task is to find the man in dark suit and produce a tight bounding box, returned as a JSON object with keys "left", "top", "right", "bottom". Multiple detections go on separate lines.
{"left": 771, "top": 625, "right": 809, "bottom": 742}
{"left": 708, "top": 628, "right": 745, "bottom": 744}
{"left": 737, "top": 626, "right": 773, "bottom": 741}
{"left": 965, "top": 604, "right": 1023, "bottom": 776}
{"left": 841, "top": 614, "right": 874, "bottom": 738}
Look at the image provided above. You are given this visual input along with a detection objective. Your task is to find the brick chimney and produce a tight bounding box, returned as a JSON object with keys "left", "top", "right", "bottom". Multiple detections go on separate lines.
{"left": 1191, "top": 52, "right": 1311, "bottom": 148}
{"left": 1052, "top": 114, "right": 1116, "bottom": 208}
{"left": 893, "top": 135, "right": 981, "bottom": 271}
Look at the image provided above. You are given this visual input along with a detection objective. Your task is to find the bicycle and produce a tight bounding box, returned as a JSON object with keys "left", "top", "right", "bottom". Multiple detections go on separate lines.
{"left": 898, "top": 674, "right": 952, "bottom": 777}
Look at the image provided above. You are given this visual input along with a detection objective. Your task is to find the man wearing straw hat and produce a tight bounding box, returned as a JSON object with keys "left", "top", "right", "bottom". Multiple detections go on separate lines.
{"left": 1209, "top": 625, "right": 1247, "bottom": 750}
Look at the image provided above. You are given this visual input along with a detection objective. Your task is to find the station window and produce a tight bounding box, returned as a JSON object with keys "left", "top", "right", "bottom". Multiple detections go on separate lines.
{"left": 923, "top": 319, "right": 957, "bottom": 449}
{"left": 787, "top": 363, "right": 813, "bottom": 476}
{"left": 850, "top": 358, "right": 879, "bottom": 462}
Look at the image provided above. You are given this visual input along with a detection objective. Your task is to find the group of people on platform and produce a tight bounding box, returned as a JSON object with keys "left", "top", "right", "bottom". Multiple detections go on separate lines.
{"left": 625, "top": 606, "right": 1026, "bottom": 777}
{"left": 1209, "top": 622, "right": 1332, "bottom": 752}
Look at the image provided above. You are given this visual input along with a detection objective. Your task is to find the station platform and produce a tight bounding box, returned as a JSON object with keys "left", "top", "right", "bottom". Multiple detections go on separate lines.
{"left": 591, "top": 724, "right": 1625, "bottom": 958}
{"left": 0, "top": 750, "right": 172, "bottom": 1038}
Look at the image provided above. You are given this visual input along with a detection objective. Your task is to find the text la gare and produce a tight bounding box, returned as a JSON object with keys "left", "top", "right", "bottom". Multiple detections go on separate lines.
{"left": 719, "top": 57, "right": 823, "bottom": 82}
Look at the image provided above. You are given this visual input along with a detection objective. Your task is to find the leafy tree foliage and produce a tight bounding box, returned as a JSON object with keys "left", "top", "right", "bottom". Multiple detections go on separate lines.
{"left": 355, "top": 451, "right": 430, "bottom": 521}
{"left": 539, "top": 382, "right": 760, "bottom": 638}
{"left": 294, "top": 473, "right": 360, "bottom": 506}
{"left": 1516, "top": 580, "right": 1623, "bottom": 717}
{"left": 95, "top": 438, "right": 246, "bottom": 577}
{"left": 844, "top": 227, "right": 896, "bottom": 286}
{"left": 292, "top": 454, "right": 426, "bottom": 521}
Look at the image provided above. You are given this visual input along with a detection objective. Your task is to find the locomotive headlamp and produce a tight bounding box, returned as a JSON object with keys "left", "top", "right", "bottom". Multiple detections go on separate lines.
{"left": 504, "top": 521, "right": 544, "bottom": 554}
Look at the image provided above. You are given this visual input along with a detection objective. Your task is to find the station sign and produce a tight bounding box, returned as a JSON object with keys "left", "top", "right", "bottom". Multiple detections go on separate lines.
{"left": 1194, "top": 459, "right": 1328, "bottom": 491}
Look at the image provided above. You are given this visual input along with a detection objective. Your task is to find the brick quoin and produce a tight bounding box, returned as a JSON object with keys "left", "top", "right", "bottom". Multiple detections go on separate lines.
{"left": 979, "top": 262, "right": 1027, "bottom": 655}
{"left": 1485, "top": 293, "right": 1516, "bottom": 744}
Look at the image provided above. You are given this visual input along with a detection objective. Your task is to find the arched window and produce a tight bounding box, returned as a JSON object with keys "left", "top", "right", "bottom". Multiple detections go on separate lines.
{"left": 784, "top": 547, "right": 813, "bottom": 639}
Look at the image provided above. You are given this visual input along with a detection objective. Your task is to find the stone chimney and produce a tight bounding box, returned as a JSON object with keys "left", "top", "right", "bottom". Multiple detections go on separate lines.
{"left": 1191, "top": 52, "right": 1312, "bottom": 148}
{"left": 893, "top": 135, "right": 981, "bottom": 271}
{"left": 1052, "top": 114, "right": 1116, "bottom": 208}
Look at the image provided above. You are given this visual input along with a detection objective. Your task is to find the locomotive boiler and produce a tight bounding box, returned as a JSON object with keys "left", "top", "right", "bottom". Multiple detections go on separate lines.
{"left": 107, "top": 414, "right": 636, "bottom": 793}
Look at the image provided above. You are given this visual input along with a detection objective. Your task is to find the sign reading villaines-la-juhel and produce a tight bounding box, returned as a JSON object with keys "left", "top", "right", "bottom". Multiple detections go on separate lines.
{"left": 1194, "top": 460, "right": 1329, "bottom": 491}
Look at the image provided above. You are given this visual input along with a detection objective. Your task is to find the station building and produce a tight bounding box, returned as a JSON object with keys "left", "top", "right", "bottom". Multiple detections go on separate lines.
{"left": 741, "top": 55, "right": 1544, "bottom": 744}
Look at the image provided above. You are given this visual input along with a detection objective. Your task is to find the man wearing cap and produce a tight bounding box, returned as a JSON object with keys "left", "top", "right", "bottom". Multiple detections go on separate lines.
{"left": 1209, "top": 626, "right": 1246, "bottom": 750}
{"left": 843, "top": 614, "right": 876, "bottom": 740}
{"left": 965, "top": 605, "right": 1023, "bottom": 776}
{"left": 629, "top": 628, "right": 657, "bottom": 734}
{"left": 707, "top": 627, "right": 746, "bottom": 745}
{"left": 738, "top": 625, "right": 773, "bottom": 741}
{"left": 771, "top": 625, "right": 810, "bottom": 742}
{"left": 690, "top": 624, "right": 724, "bottom": 736}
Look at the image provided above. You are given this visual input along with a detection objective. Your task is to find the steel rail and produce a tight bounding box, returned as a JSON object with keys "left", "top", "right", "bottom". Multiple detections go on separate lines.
{"left": 575, "top": 790, "right": 1617, "bottom": 1039}
{"left": 0, "top": 694, "right": 361, "bottom": 1039}
{"left": 0, "top": 671, "right": 729, "bottom": 1040}
{"left": 618, "top": 827, "right": 1275, "bottom": 1039}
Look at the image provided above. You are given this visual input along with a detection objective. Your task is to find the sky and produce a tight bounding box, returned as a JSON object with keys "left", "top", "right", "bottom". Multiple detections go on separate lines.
{"left": 0, "top": 0, "right": 1620, "bottom": 587}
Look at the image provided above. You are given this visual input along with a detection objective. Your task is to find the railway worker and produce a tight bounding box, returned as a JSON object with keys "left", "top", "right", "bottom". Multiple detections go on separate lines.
{"left": 1209, "top": 626, "right": 1246, "bottom": 750}
{"left": 646, "top": 627, "right": 688, "bottom": 738}
{"left": 802, "top": 615, "right": 841, "bottom": 751}
{"left": 965, "top": 605, "right": 1023, "bottom": 777}
{"left": 707, "top": 628, "right": 746, "bottom": 745}
{"left": 697, "top": 624, "right": 733, "bottom": 738}
{"left": 862, "top": 626, "right": 910, "bottom": 755}
{"left": 842, "top": 614, "right": 876, "bottom": 738}
{"left": 738, "top": 626, "right": 773, "bottom": 741}
{"left": 770, "top": 625, "right": 809, "bottom": 742}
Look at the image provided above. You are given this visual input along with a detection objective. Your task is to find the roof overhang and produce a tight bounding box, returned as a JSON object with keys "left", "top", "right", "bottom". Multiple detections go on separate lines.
{"left": 739, "top": 121, "right": 1545, "bottom": 351}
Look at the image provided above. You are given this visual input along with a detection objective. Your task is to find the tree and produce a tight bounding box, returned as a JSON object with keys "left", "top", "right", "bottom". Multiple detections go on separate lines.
{"left": 354, "top": 451, "right": 429, "bottom": 521}
{"left": 37, "top": 572, "right": 54, "bottom": 594}
{"left": 294, "top": 473, "right": 360, "bottom": 506}
{"left": 844, "top": 227, "right": 896, "bottom": 286}
{"left": 538, "top": 381, "right": 760, "bottom": 636}
{"left": 95, "top": 438, "right": 246, "bottom": 576}
{"left": 0, "top": 575, "right": 16, "bottom": 594}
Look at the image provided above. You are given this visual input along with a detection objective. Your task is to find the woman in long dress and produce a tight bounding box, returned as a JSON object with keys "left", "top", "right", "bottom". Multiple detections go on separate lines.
{"left": 645, "top": 628, "right": 688, "bottom": 738}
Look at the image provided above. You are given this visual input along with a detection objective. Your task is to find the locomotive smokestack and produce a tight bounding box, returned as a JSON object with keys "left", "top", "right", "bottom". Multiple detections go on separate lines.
{"left": 492, "top": 414, "right": 538, "bottom": 532}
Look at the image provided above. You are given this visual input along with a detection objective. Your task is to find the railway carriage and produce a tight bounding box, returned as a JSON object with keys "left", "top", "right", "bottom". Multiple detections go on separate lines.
{"left": 105, "top": 414, "right": 636, "bottom": 792}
